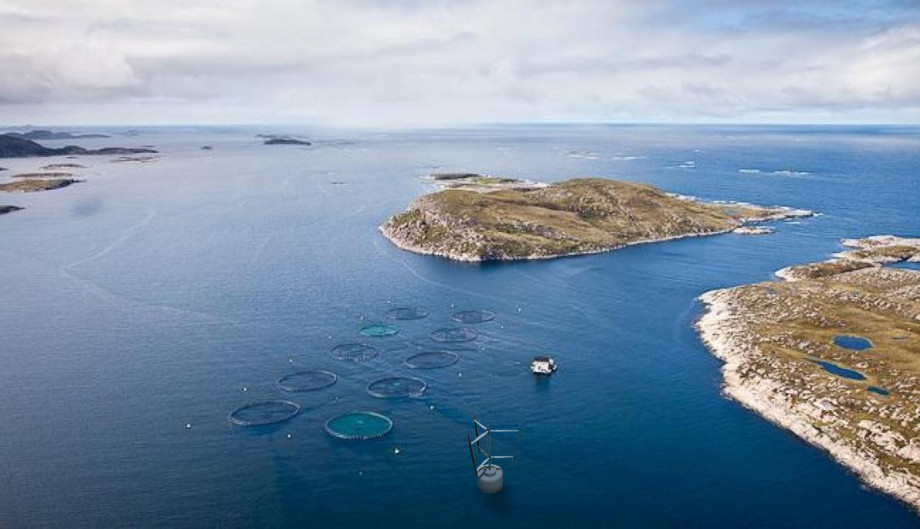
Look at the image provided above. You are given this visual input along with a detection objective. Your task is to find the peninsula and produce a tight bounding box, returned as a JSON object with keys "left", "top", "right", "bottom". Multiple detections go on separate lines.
{"left": 698, "top": 235, "right": 920, "bottom": 510}
{"left": 380, "top": 176, "right": 812, "bottom": 261}
{"left": 0, "top": 134, "right": 157, "bottom": 158}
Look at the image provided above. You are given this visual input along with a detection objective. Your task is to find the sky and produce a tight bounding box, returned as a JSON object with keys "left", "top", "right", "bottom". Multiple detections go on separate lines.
{"left": 1, "top": 0, "right": 919, "bottom": 127}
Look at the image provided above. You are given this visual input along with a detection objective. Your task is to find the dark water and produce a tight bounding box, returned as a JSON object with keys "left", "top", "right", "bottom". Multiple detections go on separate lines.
{"left": 1, "top": 125, "right": 919, "bottom": 527}
{"left": 890, "top": 261, "right": 920, "bottom": 271}
{"left": 833, "top": 335, "right": 873, "bottom": 351}
{"left": 868, "top": 387, "right": 891, "bottom": 397}
{"left": 810, "top": 360, "right": 867, "bottom": 381}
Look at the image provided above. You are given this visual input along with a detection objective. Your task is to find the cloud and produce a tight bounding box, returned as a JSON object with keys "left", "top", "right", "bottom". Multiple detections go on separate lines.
{"left": 0, "top": 0, "right": 918, "bottom": 125}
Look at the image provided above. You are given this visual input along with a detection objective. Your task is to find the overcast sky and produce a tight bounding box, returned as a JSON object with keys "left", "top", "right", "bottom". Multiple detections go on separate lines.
{"left": 1, "top": 0, "right": 919, "bottom": 126}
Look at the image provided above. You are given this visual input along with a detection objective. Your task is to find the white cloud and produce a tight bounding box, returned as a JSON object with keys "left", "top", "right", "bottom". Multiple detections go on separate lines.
{"left": 0, "top": 0, "right": 918, "bottom": 125}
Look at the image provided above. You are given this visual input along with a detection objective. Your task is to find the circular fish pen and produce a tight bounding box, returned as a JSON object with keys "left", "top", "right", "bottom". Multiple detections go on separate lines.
{"left": 360, "top": 324, "right": 399, "bottom": 338}
{"left": 386, "top": 307, "right": 430, "bottom": 320}
{"left": 366, "top": 376, "right": 427, "bottom": 398}
{"left": 404, "top": 351, "right": 460, "bottom": 369}
{"left": 451, "top": 309, "right": 495, "bottom": 324}
{"left": 430, "top": 327, "right": 478, "bottom": 343}
{"left": 330, "top": 343, "right": 379, "bottom": 362}
{"left": 228, "top": 400, "right": 301, "bottom": 427}
{"left": 278, "top": 370, "right": 338, "bottom": 392}
{"left": 324, "top": 411, "right": 393, "bottom": 440}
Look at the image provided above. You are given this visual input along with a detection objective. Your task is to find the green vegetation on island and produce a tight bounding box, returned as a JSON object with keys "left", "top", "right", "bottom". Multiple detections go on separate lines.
{"left": 381, "top": 176, "right": 812, "bottom": 261}
{"left": 0, "top": 178, "right": 81, "bottom": 193}
{"left": 698, "top": 235, "right": 920, "bottom": 511}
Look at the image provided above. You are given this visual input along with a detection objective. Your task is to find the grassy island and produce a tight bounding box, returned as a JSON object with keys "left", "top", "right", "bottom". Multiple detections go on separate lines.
{"left": 380, "top": 176, "right": 812, "bottom": 261}
{"left": 0, "top": 178, "right": 81, "bottom": 193}
{"left": 698, "top": 235, "right": 920, "bottom": 511}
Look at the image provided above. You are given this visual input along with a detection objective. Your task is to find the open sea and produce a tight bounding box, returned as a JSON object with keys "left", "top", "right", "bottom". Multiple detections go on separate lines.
{"left": 1, "top": 124, "right": 918, "bottom": 528}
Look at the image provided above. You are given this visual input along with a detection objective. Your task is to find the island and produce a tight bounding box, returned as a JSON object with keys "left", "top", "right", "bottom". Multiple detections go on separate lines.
{"left": 380, "top": 176, "right": 813, "bottom": 261}
{"left": 259, "top": 134, "right": 311, "bottom": 146}
{"left": 5, "top": 129, "right": 110, "bottom": 140}
{"left": 0, "top": 178, "right": 81, "bottom": 193}
{"left": 0, "top": 134, "right": 157, "bottom": 158}
{"left": 697, "top": 235, "right": 920, "bottom": 510}
{"left": 0, "top": 205, "right": 23, "bottom": 215}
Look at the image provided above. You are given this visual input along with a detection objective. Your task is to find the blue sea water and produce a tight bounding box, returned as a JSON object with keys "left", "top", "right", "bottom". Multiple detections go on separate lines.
{"left": 1, "top": 124, "right": 919, "bottom": 528}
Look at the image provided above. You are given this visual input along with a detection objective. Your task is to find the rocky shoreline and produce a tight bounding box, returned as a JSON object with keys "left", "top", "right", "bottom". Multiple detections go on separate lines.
{"left": 697, "top": 235, "right": 920, "bottom": 511}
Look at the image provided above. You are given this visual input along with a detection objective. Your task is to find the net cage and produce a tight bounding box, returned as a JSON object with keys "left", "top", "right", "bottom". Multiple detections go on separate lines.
{"left": 366, "top": 376, "right": 428, "bottom": 398}
{"left": 360, "top": 324, "right": 399, "bottom": 338}
{"left": 278, "top": 370, "right": 338, "bottom": 392}
{"left": 228, "top": 400, "right": 302, "bottom": 427}
{"left": 404, "top": 351, "right": 460, "bottom": 369}
{"left": 386, "top": 307, "right": 430, "bottom": 320}
{"left": 430, "top": 327, "right": 478, "bottom": 343}
{"left": 451, "top": 309, "right": 495, "bottom": 324}
{"left": 330, "top": 342, "right": 379, "bottom": 362}
{"left": 324, "top": 411, "right": 394, "bottom": 440}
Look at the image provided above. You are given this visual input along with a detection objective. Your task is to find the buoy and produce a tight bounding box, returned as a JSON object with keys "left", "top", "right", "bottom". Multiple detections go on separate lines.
{"left": 185, "top": 423, "right": 191, "bottom": 429}
{"left": 286, "top": 433, "right": 292, "bottom": 439}
{"left": 478, "top": 465, "right": 504, "bottom": 494}
{"left": 429, "top": 405, "right": 435, "bottom": 411}
{"left": 394, "top": 447, "right": 400, "bottom": 454}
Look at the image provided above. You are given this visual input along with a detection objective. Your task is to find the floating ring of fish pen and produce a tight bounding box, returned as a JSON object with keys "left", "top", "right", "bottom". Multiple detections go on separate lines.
{"left": 228, "top": 400, "right": 302, "bottom": 427}
{"left": 277, "top": 370, "right": 338, "bottom": 392}
{"left": 360, "top": 324, "right": 399, "bottom": 338}
{"left": 451, "top": 309, "right": 496, "bottom": 324}
{"left": 324, "top": 411, "right": 394, "bottom": 440}
{"left": 404, "top": 351, "right": 460, "bottom": 369}
{"left": 366, "top": 376, "right": 428, "bottom": 398}
{"left": 386, "top": 307, "right": 430, "bottom": 320}
{"left": 330, "top": 342, "right": 379, "bottom": 362}
{"left": 430, "top": 327, "right": 478, "bottom": 343}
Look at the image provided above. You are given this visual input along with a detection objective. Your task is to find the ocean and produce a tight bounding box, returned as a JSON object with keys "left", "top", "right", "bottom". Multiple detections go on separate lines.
{"left": 1, "top": 124, "right": 918, "bottom": 527}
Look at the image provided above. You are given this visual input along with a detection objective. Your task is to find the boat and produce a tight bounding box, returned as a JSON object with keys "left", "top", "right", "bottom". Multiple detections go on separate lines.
{"left": 530, "top": 355, "right": 557, "bottom": 375}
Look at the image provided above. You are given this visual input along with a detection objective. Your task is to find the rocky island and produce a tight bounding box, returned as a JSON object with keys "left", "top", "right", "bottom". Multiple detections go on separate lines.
{"left": 0, "top": 134, "right": 156, "bottom": 158}
{"left": 5, "top": 129, "right": 110, "bottom": 140}
{"left": 0, "top": 178, "right": 81, "bottom": 193}
{"left": 0, "top": 205, "right": 23, "bottom": 215}
{"left": 698, "top": 235, "right": 920, "bottom": 510}
{"left": 257, "top": 134, "right": 311, "bottom": 146}
{"left": 380, "top": 176, "right": 812, "bottom": 261}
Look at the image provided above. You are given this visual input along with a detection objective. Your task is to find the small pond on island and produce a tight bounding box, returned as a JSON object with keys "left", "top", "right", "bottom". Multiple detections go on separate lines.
{"left": 833, "top": 335, "right": 872, "bottom": 351}
{"left": 810, "top": 359, "right": 867, "bottom": 381}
